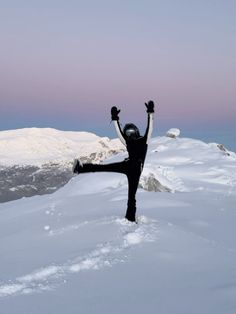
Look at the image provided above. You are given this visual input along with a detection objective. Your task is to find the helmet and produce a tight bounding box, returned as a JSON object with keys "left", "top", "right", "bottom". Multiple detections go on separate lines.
{"left": 123, "top": 123, "right": 140, "bottom": 140}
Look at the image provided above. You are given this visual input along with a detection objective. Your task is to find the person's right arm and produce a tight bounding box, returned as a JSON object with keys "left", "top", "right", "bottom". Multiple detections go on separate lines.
{"left": 111, "top": 106, "right": 126, "bottom": 146}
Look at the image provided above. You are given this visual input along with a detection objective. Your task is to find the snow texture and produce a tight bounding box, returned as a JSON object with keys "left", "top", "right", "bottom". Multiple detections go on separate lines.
{"left": 0, "top": 128, "right": 236, "bottom": 314}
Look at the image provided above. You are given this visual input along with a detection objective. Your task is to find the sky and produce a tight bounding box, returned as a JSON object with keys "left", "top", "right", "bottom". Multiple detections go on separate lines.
{"left": 0, "top": 0, "right": 236, "bottom": 142}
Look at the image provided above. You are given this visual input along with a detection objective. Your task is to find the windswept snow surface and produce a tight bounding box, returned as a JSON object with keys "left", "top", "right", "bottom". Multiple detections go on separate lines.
{"left": 0, "top": 135, "right": 236, "bottom": 314}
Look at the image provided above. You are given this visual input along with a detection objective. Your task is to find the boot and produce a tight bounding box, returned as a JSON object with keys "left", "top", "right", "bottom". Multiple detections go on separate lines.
{"left": 125, "top": 199, "right": 136, "bottom": 222}
{"left": 72, "top": 158, "right": 83, "bottom": 174}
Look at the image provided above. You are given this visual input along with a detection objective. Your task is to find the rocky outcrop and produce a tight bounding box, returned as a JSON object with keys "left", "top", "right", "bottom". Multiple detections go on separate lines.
{"left": 139, "top": 173, "right": 172, "bottom": 192}
{"left": 166, "top": 128, "right": 180, "bottom": 139}
{"left": 217, "top": 144, "right": 230, "bottom": 156}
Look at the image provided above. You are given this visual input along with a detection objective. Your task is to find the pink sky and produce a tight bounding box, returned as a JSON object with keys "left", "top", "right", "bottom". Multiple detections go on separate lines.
{"left": 0, "top": 1, "right": 235, "bottom": 132}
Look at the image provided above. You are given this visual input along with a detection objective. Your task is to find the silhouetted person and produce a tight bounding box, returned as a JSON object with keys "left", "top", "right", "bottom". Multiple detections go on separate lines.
{"left": 73, "top": 101, "right": 155, "bottom": 222}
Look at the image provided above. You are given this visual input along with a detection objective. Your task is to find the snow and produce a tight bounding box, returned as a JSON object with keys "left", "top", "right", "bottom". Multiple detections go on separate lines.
{"left": 0, "top": 130, "right": 236, "bottom": 313}
{"left": 166, "top": 128, "right": 181, "bottom": 138}
{"left": 0, "top": 127, "right": 124, "bottom": 166}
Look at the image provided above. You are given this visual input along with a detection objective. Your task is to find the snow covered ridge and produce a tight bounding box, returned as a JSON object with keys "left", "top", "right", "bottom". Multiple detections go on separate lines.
{"left": 141, "top": 136, "right": 236, "bottom": 193}
{"left": 0, "top": 127, "right": 125, "bottom": 166}
{"left": 0, "top": 128, "right": 125, "bottom": 202}
{"left": 0, "top": 127, "right": 236, "bottom": 202}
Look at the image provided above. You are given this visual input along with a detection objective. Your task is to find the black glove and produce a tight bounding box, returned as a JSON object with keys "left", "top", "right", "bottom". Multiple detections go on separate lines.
{"left": 111, "top": 106, "right": 120, "bottom": 120}
{"left": 145, "top": 100, "right": 155, "bottom": 113}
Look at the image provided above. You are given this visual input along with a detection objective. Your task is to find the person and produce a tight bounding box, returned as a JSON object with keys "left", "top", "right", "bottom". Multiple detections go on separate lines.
{"left": 73, "top": 101, "right": 155, "bottom": 222}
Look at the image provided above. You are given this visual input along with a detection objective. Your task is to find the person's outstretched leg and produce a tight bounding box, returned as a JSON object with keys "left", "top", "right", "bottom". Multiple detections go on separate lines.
{"left": 73, "top": 158, "right": 141, "bottom": 222}
{"left": 73, "top": 159, "right": 127, "bottom": 175}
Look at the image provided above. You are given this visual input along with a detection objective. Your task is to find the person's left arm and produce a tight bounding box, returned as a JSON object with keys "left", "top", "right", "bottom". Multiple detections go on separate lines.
{"left": 144, "top": 100, "right": 155, "bottom": 143}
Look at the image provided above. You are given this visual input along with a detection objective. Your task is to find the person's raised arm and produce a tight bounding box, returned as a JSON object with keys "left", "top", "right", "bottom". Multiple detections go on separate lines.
{"left": 111, "top": 106, "right": 126, "bottom": 146}
{"left": 144, "top": 100, "right": 155, "bottom": 143}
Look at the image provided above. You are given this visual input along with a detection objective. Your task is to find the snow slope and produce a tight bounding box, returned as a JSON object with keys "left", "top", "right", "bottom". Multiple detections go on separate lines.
{"left": 0, "top": 134, "right": 236, "bottom": 314}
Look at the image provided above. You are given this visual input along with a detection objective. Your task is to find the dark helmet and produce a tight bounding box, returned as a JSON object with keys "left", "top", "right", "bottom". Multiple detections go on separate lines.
{"left": 123, "top": 123, "right": 140, "bottom": 140}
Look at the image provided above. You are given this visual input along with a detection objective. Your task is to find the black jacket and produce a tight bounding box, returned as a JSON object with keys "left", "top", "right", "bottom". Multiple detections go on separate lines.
{"left": 113, "top": 112, "right": 154, "bottom": 164}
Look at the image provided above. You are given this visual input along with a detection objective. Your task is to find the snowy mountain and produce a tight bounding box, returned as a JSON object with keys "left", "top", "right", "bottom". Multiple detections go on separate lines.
{"left": 0, "top": 127, "right": 125, "bottom": 166}
{"left": 0, "top": 128, "right": 125, "bottom": 202}
{"left": 0, "top": 129, "right": 236, "bottom": 313}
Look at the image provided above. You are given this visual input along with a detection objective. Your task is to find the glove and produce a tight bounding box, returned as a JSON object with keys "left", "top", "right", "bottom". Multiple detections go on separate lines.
{"left": 111, "top": 106, "right": 120, "bottom": 120}
{"left": 145, "top": 100, "right": 155, "bottom": 113}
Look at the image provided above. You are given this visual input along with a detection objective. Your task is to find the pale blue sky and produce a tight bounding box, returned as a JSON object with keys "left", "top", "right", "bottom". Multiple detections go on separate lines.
{"left": 0, "top": 0, "right": 235, "bottom": 143}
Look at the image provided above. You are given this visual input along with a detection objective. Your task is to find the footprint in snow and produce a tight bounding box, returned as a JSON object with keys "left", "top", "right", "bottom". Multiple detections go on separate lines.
{"left": 0, "top": 215, "right": 158, "bottom": 298}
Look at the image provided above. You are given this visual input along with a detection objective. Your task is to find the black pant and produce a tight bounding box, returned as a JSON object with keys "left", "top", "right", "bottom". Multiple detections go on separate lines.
{"left": 79, "top": 159, "right": 143, "bottom": 221}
